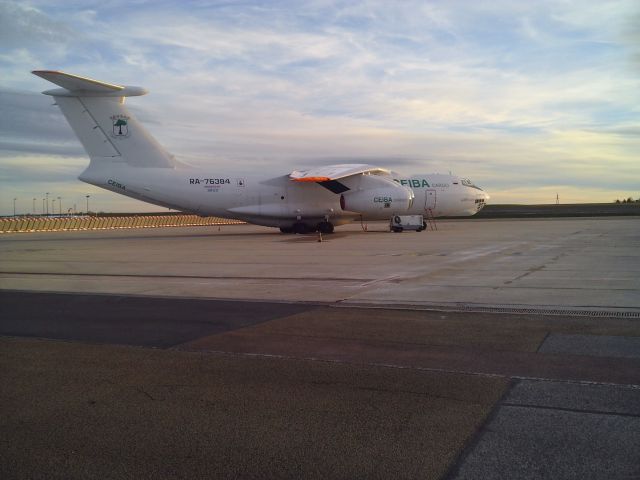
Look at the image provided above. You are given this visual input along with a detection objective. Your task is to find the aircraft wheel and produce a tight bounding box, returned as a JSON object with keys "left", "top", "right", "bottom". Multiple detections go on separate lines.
{"left": 280, "top": 227, "right": 294, "bottom": 234}
{"left": 317, "top": 221, "right": 334, "bottom": 234}
{"left": 292, "top": 222, "right": 310, "bottom": 234}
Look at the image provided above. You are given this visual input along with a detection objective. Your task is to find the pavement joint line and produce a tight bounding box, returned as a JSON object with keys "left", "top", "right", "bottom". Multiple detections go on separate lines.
{"left": 500, "top": 402, "right": 640, "bottom": 419}
{"left": 0, "top": 271, "right": 372, "bottom": 283}
{"left": 1, "top": 289, "right": 639, "bottom": 316}
{"left": 359, "top": 274, "right": 402, "bottom": 287}
{"left": 333, "top": 301, "right": 640, "bottom": 317}
{"left": 503, "top": 264, "right": 546, "bottom": 285}
{"left": 503, "top": 375, "right": 640, "bottom": 389}
{"left": 535, "top": 331, "right": 551, "bottom": 353}
{"left": 354, "top": 283, "right": 640, "bottom": 293}
{"left": 172, "top": 348, "right": 640, "bottom": 389}
{"left": 0, "top": 334, "right": 171, "bottom": 352}
{"left": 259, "top": 330, "right": 640, "bottom": 362}
{"left": 441, "top": 378, "right": 518, "bottom": 480}
{"left": 236, "top": 330, "right": 538, "bottom": 353}
{"left": 5, "top": 274, "right": 638, "bottom": 293}
{"left": 5, "top": 332, "right": 638, "bottom": 390}
{"left": 172, "top": 348, "right": 510, "bottom": 381}
{"left": 0, "top": 288, "right": 335, "bottom": 306}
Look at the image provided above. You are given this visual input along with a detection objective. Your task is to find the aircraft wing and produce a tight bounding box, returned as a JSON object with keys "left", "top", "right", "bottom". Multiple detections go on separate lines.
{"left": 289, "top": 164, "right": 391, "bottom": 182}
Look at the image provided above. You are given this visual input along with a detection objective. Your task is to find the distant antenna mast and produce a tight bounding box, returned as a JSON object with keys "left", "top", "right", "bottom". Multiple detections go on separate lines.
{"left": 556, "top": 193, "right": 559, "bottom": 205}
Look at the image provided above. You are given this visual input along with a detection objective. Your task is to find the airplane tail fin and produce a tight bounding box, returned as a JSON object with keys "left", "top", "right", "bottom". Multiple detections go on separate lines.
{"left": 32, "top": 70, "right": 178, "bottom": 169}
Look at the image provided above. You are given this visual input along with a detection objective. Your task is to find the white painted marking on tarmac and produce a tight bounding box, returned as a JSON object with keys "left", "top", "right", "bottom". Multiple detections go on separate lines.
{"left": 180, "top": 349, "right": 640, "bottom": 389}
{"left": 448, "top": 243, "right": 524, "bottom": 263}
{"left": 360, "top": 275, "right": 401, "bottom": 287}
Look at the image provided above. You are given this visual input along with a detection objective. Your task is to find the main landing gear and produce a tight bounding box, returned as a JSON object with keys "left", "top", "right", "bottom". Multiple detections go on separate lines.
{"left": 317, "top": 221, "right": 334, "bottom": 234}
{"left": 280, "top": 221, "right": 334, "bottom": 234}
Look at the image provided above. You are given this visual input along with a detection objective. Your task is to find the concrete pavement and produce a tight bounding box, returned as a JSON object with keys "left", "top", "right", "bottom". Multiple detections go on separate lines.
{"left": 1, "top": 217, "right": 639, "bottom": 479}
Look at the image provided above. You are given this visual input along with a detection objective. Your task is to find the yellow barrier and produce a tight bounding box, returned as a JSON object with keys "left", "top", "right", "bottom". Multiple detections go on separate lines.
{"left": 0, "top": 215, "right": 245, "bottom": 233}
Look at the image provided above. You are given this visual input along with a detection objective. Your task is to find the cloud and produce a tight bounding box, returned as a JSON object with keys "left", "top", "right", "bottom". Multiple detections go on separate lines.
{"left": 0, "top": 0, "right": 639, "bottom": 214}
{"left": 0, "top": 1, "right": 75, "bottom": 49}
{"left": 0, "top": 88, "right": 82, "bottom": 156}
{"left": 0, "top": 140, "right": 83, "bottom": 157}
{"left": 0, "top": 153, "right": 86, "bottom": 183}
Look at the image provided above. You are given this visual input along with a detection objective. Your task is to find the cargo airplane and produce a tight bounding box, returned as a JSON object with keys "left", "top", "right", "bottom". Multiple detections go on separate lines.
{"left": 33, "top": 70, "right": 489, "bottom": 233}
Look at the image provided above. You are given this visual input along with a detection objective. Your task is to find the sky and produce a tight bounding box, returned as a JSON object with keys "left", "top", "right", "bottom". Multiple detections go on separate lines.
{"left": 0, "top": 0, "right": 638, "bottom": 215}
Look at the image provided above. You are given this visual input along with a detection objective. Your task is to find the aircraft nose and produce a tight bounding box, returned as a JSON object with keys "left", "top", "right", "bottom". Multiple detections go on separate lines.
{"left": 475, "top": 190, "right": 489, "bottom": 212}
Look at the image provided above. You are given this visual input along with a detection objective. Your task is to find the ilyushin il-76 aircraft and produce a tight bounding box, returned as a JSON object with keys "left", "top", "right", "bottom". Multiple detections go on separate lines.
{"left": 33, "top": 70, "right": 489, "bottom": 233}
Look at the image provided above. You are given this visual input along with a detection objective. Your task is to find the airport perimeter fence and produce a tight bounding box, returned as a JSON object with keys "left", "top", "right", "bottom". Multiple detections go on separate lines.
{"left": 0, "top": 215, "right": 244, "bottom": 233}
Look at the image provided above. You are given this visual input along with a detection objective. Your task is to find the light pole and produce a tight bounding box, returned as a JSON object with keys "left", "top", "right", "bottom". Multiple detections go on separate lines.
{"left": 86, "top": 195, "right": 90, "bottom": 215}
{"left": 57, "top": 196, "right": 62, "bottom": 215}
{"left": 46, "top": 192, "right": 49, "bottom": 215}
{"left": 52, "top": 198, "right": 56, "bottom": 215}
{"left": 33, "top": 198, "right": 36, "bottom": 215}
{"left": 13, "top": 198, "right": 17, "bottom": 217}
{"left": 42, "top": 198, "right": 45, "bottom": 216}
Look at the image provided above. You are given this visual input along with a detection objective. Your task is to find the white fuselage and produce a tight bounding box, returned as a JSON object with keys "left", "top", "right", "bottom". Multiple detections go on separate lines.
{"left": 31, "top": 69, "right": 489, "bottom": 231}
{"left": 80, "top": 163, "right": 489, "bottom": 229}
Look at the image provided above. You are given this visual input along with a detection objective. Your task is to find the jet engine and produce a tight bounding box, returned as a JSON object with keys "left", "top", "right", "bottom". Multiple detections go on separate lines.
{"left": 340, "top": 175, "right": 414, "bottom": 214}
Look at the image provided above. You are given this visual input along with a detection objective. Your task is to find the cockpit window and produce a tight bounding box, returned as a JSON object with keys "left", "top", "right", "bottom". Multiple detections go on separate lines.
{"left": 461, "top": 178, "right": 483, "bottom": 190}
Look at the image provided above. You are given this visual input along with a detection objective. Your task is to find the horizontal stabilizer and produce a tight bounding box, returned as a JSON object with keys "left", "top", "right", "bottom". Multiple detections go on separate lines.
{"left": 32, "top": 70, "right": 147, "bottom": 97}
{"left": 32, "top": 70, "right": 123, "bottom": 91}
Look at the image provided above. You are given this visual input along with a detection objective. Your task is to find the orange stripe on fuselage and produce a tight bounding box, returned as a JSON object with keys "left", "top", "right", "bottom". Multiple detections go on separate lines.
{"left": 291, "top": 176, "right": 331, "bottom": 182}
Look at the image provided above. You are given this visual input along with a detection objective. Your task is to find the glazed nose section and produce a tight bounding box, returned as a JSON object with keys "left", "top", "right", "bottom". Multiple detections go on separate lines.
{"left": 475, "top": 191, "right": 489, "bottom": 211}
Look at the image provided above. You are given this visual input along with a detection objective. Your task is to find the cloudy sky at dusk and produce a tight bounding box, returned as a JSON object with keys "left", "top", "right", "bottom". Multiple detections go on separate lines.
{"left": 1, "top": 0, "right": 638, "bottom": 215}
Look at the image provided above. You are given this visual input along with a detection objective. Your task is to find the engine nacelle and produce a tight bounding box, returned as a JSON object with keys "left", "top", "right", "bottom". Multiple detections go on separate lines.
{"left": 340, "top": 175, "right": 414, "bottom": 214}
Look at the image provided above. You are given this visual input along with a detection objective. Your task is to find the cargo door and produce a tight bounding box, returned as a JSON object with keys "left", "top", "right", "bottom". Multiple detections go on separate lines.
{"left": 425, "top": 189, "right": 437, "bottom": 210}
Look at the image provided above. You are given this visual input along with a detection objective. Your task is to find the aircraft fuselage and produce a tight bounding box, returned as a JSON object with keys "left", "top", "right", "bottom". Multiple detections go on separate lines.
{"left": 80, "top": 164, "right": 488, "bottom": 229}
{"left": 33, "top": 69, "right": 489, "bottom": 233}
